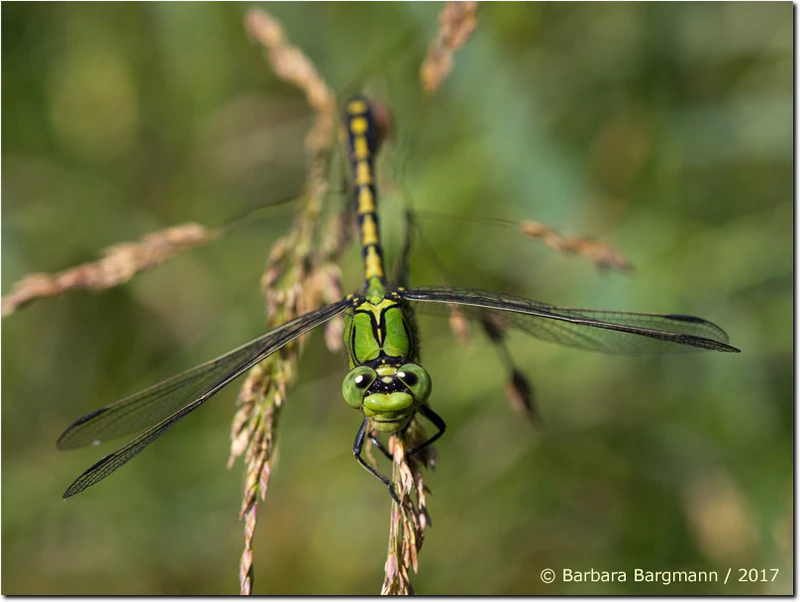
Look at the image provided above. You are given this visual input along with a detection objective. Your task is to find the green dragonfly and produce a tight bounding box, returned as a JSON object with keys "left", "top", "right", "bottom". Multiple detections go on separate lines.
{"left": 58, "top": 96, "right": 740, "bottom": 500}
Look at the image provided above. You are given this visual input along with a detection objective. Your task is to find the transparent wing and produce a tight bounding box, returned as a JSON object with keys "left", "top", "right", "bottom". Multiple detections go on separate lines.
{"left": 59, "top": 299, "right": 351, "bottom": 498}
{"left": 401, "top": 286, "right": 739, "bottom": 355}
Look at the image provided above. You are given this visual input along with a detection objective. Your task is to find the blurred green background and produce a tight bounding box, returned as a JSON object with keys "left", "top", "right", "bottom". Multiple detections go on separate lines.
{"left": 2, "top": 2, "right": 792, "bottom": 595}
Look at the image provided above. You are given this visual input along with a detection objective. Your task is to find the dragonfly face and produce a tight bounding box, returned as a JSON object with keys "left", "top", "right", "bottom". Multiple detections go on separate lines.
{"left": 342, "top": 362, "right": 432, "bottom": 432}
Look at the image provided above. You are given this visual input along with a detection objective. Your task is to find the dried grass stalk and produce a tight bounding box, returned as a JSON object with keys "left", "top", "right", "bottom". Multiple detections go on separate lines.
{"left": 519, "top": 220, "right": 633, "bottom": 272}
{"left": 381, "top": 425, "right": 434, "bottom": 595}
{"left": 420, "top": 1, "right": 480, "bottom": 94}
{"left": 413, "top": 210, "right": 632, "bottom": 273}
{"left": 245, "top": 8, "right": 336, "bottom": 164}
{"left": 2, "top": 223, "right": 216, "bottom": 318}
{"left": 233, "top": 8, "right": 345, "bottom": 596}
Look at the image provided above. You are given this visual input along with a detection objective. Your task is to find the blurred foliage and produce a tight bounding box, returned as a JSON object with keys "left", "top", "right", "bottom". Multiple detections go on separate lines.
{"left": 2, "top": 2, "right": 792, "bottom": 595}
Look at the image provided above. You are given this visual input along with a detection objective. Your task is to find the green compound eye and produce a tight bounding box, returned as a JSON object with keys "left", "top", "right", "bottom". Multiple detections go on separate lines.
{"left": 397, "top": 363, "right": 432, "bottom": 402}
{"left": 342, "top": 366, "right": 377, "bottom": 408}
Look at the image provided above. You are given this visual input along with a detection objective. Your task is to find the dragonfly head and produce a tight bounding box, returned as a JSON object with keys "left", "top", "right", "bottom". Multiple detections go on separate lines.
{"left": 342, "top": 362, "right": 432, "bottom": 432}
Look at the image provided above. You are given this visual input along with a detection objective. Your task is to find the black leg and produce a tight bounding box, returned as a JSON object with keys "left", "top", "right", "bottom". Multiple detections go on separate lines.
{"left": 353, "top": 418, "right": 400, "bottom": 504}
{"left": 480, "top": 317, "right": 541, "bottom": 425}
{"left": 392, "top": 209, "right": 416, "bottom": 288}
{"left": 408, "top": 404, "right": 447, "bottom": 457}
{"left": 369, "top": 434, "right": 393, "bottom": 460}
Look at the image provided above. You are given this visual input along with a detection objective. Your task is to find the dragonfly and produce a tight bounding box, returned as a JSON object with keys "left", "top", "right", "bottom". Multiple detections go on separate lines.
{"left": 58, "top": 97, "right": 740, "bottom": 500}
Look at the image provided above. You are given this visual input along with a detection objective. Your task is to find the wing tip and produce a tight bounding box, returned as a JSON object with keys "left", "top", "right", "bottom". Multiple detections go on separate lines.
{"left": 57, "top": 407, "right": 110, "bottom": 450}
{"left": 62, "top": 471, "right": 96, "bottom": 498}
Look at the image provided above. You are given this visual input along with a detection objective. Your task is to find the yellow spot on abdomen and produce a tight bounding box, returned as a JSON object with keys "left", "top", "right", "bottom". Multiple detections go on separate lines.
{"left": 353, "top": 136, "right": 369, "bottom": 160}
{"left": 350, "top": 116, "right": 368, "bottom": 136}
{"left": 356, "top": 161, "right": 372, "bottom": 186}
{"left": 361, "top": 214, "right": 379, "bottom": 245}
{"left": 365, "top": 246, "right": 384, "bottom": 279}
{"left": 357, "top": 186, "right": 375, "bottom": 214}
{"left": 347, "top": 99, "right": 368, "bottom": 115}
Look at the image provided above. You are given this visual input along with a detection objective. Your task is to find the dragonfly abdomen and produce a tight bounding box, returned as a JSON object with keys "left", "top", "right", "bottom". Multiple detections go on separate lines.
{"left": 344, "top": 97, "right": 386, "bottom": 285}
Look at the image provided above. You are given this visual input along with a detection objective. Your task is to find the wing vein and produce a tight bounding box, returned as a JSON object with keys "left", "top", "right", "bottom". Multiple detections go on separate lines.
{"left": 60, "top": 299, "right": 351, "bottom": 497}
{"left": 402, "top": 286, "right": 739, "bottom": 355}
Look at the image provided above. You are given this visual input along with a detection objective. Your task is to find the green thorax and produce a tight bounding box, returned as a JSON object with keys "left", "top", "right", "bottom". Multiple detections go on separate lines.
{"left": 344, "top": 287, "right": 418, "bottom": 368}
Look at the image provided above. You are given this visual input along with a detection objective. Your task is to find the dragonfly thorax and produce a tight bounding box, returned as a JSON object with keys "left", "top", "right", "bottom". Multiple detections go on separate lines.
{"left": 344, "top": 293, "right": 414, "bottom": 367}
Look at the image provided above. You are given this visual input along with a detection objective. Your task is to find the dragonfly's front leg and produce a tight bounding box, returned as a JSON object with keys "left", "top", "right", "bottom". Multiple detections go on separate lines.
{"left": 368, "top": 433, "right": 393, "bottom": 460}
{"left": 353, "top": 418, "right": 400, "bottom": 503}
{"left": 408, "top": 404, "right": 447, "bottom": 457}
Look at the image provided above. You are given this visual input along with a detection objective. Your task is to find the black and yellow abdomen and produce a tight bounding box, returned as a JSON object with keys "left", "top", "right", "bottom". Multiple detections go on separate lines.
{"left": 344, "top": 97, "right": 385, "bottom": 285}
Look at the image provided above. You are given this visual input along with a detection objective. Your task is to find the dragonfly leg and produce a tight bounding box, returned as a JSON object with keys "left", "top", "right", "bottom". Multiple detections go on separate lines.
{"left": 368, "top": 433, "right": 393, "bottom": 460}
{"left": 391, "top": 209, "right": 416, "bottom": 288}
{"left": 354, "top": 418, "right": 400, "bottom": 504}
{"left": 480, "top": 317, "right": 540, "bottom": 424}
{"left": 408, "top": 404, "right": 447, "bottom": 457}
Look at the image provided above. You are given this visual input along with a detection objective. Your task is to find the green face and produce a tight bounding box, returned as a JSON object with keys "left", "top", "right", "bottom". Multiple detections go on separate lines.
{"left": 341, "top": 362, "right": 432, "bottom": 432}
